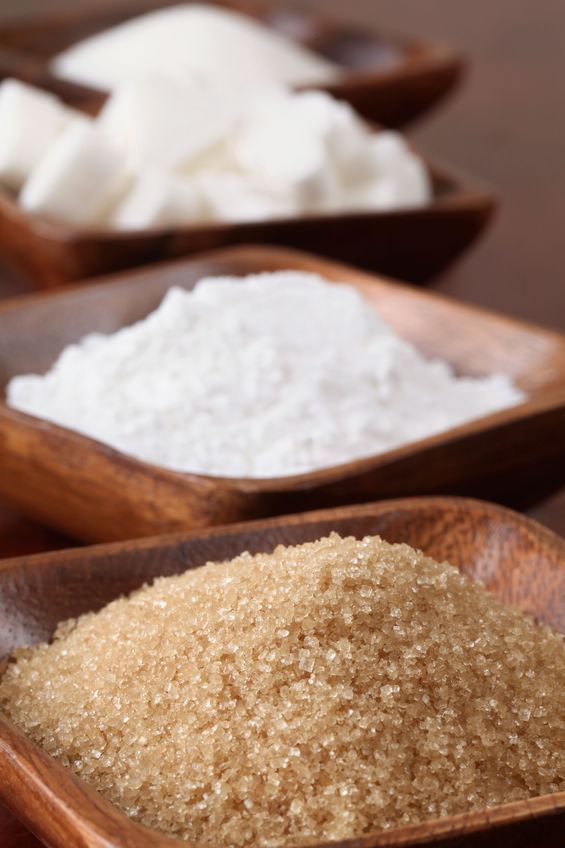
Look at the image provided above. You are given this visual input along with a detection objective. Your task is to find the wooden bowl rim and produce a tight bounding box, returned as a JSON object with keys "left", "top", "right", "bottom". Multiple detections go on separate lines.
{"left": 0, "top": 493, "right": 563, "bottom": 569}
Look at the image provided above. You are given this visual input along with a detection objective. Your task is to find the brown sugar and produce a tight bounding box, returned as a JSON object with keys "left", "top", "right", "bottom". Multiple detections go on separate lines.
{"left": 1, "top": 534, "right": 564, "bottom": 846}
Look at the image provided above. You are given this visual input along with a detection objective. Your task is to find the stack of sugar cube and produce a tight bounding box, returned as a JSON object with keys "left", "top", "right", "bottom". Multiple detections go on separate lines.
{"left": 0, "top": 77, "right": 431, "bottom": 230}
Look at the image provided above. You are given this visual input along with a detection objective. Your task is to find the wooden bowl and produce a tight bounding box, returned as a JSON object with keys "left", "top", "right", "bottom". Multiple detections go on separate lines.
{"left": 0, "top": 244, "right": 564, "bottom": 544}
{"left": 0, "top": 0, "right": 463, "bottom": 127}
{"left": 0, "top": 143, "right": 493, "bottom": 290}
{"left": 0, "top": 496, "right": 563, "bottom": 848}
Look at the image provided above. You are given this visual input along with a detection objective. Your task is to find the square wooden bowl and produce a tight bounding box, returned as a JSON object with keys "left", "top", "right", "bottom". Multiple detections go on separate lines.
{"left": 0, "top": 244, "right": 564, "bottom": 544}
{"left": 0, "top": 4, "right": 478, "bottom": 290}
{"left": 0, "top": 0, "right": 463, "bottom": 127}
{"left": 0, "top": 497, "right": 563, "bottom": 848}
{"left": 0, "top": 145, "right": 493, "bottom": 290}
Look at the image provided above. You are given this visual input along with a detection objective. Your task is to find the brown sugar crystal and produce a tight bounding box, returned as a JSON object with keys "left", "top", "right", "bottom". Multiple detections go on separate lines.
{"left": 1, "top": 534, "right": 564, "bottom": 846}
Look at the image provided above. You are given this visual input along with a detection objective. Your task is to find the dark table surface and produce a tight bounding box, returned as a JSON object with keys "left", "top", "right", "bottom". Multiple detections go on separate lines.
{"left": 0, "top": 0, "right": 564, "bottom": 844}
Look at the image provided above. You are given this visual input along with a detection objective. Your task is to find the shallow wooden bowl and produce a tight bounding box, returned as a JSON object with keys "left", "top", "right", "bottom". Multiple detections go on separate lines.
{"left": 0, "top": 0, "right": 462, "bottom": 127}
{"left": 0, "top": 496, "right": 563, "bottom": 848}
{"left": 0, "top": 3, "right": 475, "bottom": 290}
{"left": 0, "top": 244, "right": 564, "bottom": 544}
{"left": 0, "top": 145, "right": 493, "bottom": 289}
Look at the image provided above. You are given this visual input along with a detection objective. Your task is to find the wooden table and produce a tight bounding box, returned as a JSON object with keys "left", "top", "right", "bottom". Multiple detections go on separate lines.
{"left": 0, "top": 0, "right": 564, "bottom": 844}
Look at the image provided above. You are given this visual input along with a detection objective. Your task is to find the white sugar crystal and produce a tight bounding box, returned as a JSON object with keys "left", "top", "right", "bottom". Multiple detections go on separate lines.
{"left": 345, "top": 154, "right": 430, "bottom": 212}
{"left": 233, "top": 94, "right": 342, "bottom": 210}
{"left": 20, "top": 120, "right": 127, "bottom": 226}
{"left": 112, "top": 171, "right": 204, "bottom": 230}
{"left": 363, "top": 131, "right": 411, "bottom": 173}
{"left": 233, "top": 127, "right": 334, "bottom": 210}
{"left": 391, "top": 154, "right": 431, "bottom": 208}
{"left": 7, "top": 272, "right": 524, "bottom": 478}
{"left": 50, "top": 4, "right": 339, "bottom": 92}
{"left": 286, "top": 91, "right": 369, "bottom": 183}
{"left": 98, "top": 76, "right": 241, "bottom": 173}
{"left": 0, "top": 78, "right": 79, "bottom": 191}
{"left": 197, "top": 172, "right": 298, "bottom": 222}
{"left": 178, "top": 138, "right": 237, "bottom": 178}
{"left": 232, "top": 92, "right": 428, "bottom": 213}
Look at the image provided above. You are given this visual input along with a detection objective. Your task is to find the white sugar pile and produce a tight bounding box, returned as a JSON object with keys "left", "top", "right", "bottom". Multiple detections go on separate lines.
{"left": 50, "top": 4, "right": 339, "bottom": 92}
{"left": 7, "top": 272, "right": 524, "bottom": 478}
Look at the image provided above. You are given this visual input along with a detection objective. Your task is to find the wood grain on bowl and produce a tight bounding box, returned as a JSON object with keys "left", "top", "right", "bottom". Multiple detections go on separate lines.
{"left": 0, "top": 245, "right": 564, "bottom": 544}
{"left": 0, "top": 497, "right": 563, "bottom": 848}
{"left": 0, "top": 0, "right": 462, "bottom": 126}
{"left": 0, "top": 147, "right": 493, "bottom": 290}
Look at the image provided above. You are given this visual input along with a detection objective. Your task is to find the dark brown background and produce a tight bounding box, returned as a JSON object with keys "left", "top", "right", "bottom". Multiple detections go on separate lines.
{"left": 0, "top": 0, "right": 564, "bottom": 841}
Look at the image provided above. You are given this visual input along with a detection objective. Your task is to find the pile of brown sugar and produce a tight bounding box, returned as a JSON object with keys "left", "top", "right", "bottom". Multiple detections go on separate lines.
{"left": 1, "top": 534, "right": 564, "bottom": 846}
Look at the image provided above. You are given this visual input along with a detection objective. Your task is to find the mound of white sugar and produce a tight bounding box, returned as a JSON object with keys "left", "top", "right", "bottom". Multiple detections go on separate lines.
{"left": 50, "top": 4, "right": 339, "bottom": 92}
{"left": 7, "top": 273, "right": 524, "bottom": 478}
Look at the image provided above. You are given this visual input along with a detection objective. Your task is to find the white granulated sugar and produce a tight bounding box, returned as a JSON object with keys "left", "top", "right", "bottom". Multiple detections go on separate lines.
{"left": 7, "top": 273, "right": 524, "bottom": 478}
{"left": 50, "top": 4, "right": 339, "bottom": 92}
